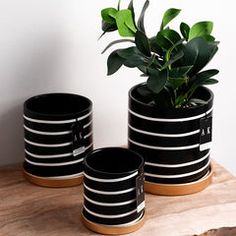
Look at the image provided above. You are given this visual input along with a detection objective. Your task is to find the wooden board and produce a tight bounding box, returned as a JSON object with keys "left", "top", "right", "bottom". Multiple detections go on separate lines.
{"left": 0, "top": 161, "right": 236, "bottom": 236}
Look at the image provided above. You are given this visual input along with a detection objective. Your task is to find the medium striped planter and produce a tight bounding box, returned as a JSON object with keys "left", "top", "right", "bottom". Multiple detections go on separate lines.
{"left": 23, "top": 93, "right": 93, "bottom": 187}
{"left": 128, "top": 83, "right": 214, "bottom": 195}
{"left": 81, "top": 147, "right": 145, "bottom": 235}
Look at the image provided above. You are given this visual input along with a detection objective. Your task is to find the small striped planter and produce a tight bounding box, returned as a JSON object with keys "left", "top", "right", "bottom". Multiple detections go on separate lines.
{"left": 81, "top": 147, "right": 145, "bottom": 235}
{"left": 128, "top": 83, "right": 214, "bottom": 195}
{"left": 23, "top": 93, "right": 93, "bottom": 187}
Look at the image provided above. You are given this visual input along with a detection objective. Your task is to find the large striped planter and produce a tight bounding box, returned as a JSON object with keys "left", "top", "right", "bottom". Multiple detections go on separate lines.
{"left": 128, "top": 83, "right": 214, "bottom": 195}
{"left": 23, "top": 93, "right": 93, "bottom": 187}
{"left": 81, "top": 147, "right": 145, "bottom": 235}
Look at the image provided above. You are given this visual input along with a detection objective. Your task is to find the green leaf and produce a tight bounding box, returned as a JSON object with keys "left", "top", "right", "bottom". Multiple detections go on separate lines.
{"left": 107, "top": 50, "right": 126, "bottom": 75}
{"left": 161, "top": 8, "right": 181, "bottom": 30}
{"left": 118, "top": 0, "right": 121, "bottom": 10}
{"left": 116, "top": 47, "right": 147, "bottom": 68}
{"left": 156, "top": 29, "right": 182, "bottom": 50}
{"left": 116, "top": 9, "right": 137, "bottom": 37}
{"left": 135, "top": 31, "right": 151, "bottom": 57}
{"left": 117, "top": 46, "right": 138, "bottom": 58}
{"left": 195, "top": 69, "right": 219, "bottom": 79}
{"left": 147, "top": 68, "right": 168, "bottom": 94}
{"left": 102, "top": 39, "right": 135, "bottom": 54}
{"left": 101, "top": 8, "right": 118, "bottom": 24}
{"left": 169, "top": 66, "right": 193, "bottom": 78}
{"left": 180, "top": 22, "right": 190, "bottom": 40}
{"left": 169, "top": 77, "right": 188, "bottom": 90}
{"left": 183, "top": 37, "right": 218, "bottom": 76}
{"left": 99, "top": 21, "right": 118, "bottom": 39}
{"left": 161, "top": 50, "right": 184, "bottom": 70}
{"left": 188, "top": 69, "right": 219, "bottom": 92}
{"left": 128, "top": 0, "right": 136, "bottom": 27}
{"left": 189, "top": 21, "right": 213, "bottom": 40}
{"left": 124, "top": 54, "right": 146, "bottom": 67}
{"left": 165, "top": 38, "right": 184, "bottom": 61}
{"left": 137, "top": 85, "right": 153, "bottom": 98}
{"left": 102, "top": 21, "right": 117, "bottom": 32}
{"left": 138, "top": 65, "right": 148, "bottom": 74}
{"left": 137, "top": 0, "right": 149, "bottom": 33}
{"left": 202, "top": 35, "right": 215, "bottom": 42}
{"left": 202, "top": 78, "right": 218, "bottom": 84}
{"left": 150, "top": 36, "right": 164, "bottom": 55}
{"left": 153, "top": 87, "right": 174, "bottom": 108}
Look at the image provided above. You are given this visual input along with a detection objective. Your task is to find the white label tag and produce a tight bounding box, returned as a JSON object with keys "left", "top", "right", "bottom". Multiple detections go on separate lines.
{"left": 73, "top": 146, "right": 85, "bottom": 157}
{"left": 200, "top": 142, "right": 212, "bottom": 151}
{"left": 137, "top": 201, "right": 145, "bottom": 213}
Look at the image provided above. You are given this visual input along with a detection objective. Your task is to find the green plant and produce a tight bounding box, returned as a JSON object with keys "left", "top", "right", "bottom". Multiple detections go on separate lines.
{"left": 100, "top": 0, "right": 219, "bottom": 108}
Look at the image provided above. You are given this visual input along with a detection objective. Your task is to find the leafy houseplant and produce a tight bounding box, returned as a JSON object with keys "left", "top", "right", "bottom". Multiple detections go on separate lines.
{"left": 100, "top": 0, "right": 219, "bottom": 108}
{"left": 100, "top": 0, "right": 219, "bottom": 195}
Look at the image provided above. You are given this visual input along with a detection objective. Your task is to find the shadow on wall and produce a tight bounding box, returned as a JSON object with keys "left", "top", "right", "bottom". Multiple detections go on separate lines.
{"left": 0, "top": 34, "right": 68, "bottom": 166}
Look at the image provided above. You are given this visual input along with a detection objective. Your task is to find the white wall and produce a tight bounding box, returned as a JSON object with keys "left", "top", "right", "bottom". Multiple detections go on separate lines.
{"left": 0, "top": 0, "right": 235, "bottom": 175}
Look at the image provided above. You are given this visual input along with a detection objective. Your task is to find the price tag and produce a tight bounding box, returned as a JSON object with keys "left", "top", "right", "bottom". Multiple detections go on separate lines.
{"left": 71, "top": 122, "right": 85, "bottom": 156}
{"left": 200, "top": 116, "right": 212, "bottom": 151}
{"left": 73, "top": 146, "right": 85, "bottom": 157}
{"left": 136, "top": 170, "right": 145, "bottom": 213}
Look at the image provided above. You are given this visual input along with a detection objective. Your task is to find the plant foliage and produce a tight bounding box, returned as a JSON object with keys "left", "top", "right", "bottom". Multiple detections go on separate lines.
{"left": 100, "top": 0, "right": 219, "bottom": 108}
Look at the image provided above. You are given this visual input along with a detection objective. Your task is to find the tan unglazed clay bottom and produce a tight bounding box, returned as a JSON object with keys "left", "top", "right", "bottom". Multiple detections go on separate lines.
{"left": 81, "top": 211, "right": 145, "bottom": 235}
{"left": 23, "top": 170, "right": 83, "bottom": 187}
{"left": 145, "top": 163, "right": 213, "bottom": 196}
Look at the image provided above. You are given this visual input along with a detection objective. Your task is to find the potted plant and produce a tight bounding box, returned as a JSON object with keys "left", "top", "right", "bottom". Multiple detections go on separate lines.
{"left": 100, "top": 0, "right": 219, "bottom": 195}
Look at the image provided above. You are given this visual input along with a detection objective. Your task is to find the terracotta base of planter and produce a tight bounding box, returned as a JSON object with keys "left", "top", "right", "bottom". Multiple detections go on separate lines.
{"left": 145, "top": 164, "right": 213, "bottom": 196}
{"left": 81, "top": 211, "right": 145, "bottom": 235}
{"left": 23, "top": 170, "right": 83, "bottom": 188}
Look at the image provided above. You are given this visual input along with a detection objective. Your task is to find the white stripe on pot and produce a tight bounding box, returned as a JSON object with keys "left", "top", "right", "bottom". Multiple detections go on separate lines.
{"left": 24, "top": 139, "right": 72, "bottom": 147}
{"left": 145, "top": 160, "right": 210, "bottom": 179}
{"left": 129, "top": 138, "right": 199, "bottom": 150}
{"left": 84, "top": 120, "right": 93, "bottom": 128}
{"left": 25, "top": 150, "right": 72, "bottom": 158}
{"left": 84, "top": 131, "right": 93, "bottom": 139}
{"left": 25, "top": 142, "right": 93, "bottom": 159}
{"left": 145, "top": 151, "right": 210, "bottom": 168}
{"left": 84, "top": 171, "right": 138, "bottom": 183}
{"left": 83, "top": 194, "right": 136, "bottom": 207}
{"left": 23, "top": 110, "right": 92, "bottom": 124}
{"left": 83, "top": 205, "right": 137, "bottom": 219}
{"left": 34, "top": 172, "right": 84, "bottom": 180}
{"left": 129, "top": 124, "right": 200, "bottom": 138}
{"left": 24, "top": 157, "right": 84, "bottom": 167}
{"left": 84, "top": 184, "right": 135, "bottom": 195}
{"left": 24, "top": 120, "right": 92, "bottom": 136}
{"left": 129, "top": 107, "right": 213, "bottom": 122}
{"left": 24, "top": 125, "right": 72, "bottom": 135}
{"left": 24, "top": 131, "right": 93, "bottom": 148}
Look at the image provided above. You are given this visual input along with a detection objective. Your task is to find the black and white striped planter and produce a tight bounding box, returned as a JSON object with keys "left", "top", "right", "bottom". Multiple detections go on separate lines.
{"left": 128, "top": 83, "right": 214, "bottom": 195}
{"left": 23, "top": 93, "right": 93, "bottom": 187}
{"left": 81, "top": 147, "right": 145, "bottom": 235}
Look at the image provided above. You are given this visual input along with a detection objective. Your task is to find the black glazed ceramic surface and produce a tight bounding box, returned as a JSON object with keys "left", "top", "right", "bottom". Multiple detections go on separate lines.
{"left": 128, "top": 83, "right": 213, "bottom": 185}
{"left": 82, "top": 147, "right": 145, "bottom": 226}
{"left": 23, "top": 93, "right": 93, "bottom": 179}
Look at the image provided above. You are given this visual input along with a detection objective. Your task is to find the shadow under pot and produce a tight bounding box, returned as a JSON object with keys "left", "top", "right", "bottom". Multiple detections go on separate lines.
{"left": 23, "top": 93, "right": 93, "bottom": 187}
{"left": 128, "top": 83, "right": 214, "bottom": 196}
{"left": 81, "top": 147, "right": 145, "bottom": 235}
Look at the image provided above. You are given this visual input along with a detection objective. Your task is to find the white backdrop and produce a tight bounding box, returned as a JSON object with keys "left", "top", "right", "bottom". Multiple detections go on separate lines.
{"left": 0, "top": 0, "right": 235, "bottom": 174}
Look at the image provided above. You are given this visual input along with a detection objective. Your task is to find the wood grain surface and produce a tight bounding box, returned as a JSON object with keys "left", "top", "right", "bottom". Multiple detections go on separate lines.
{"left": 0, "top": 161, "right": 236, "bottom": 236}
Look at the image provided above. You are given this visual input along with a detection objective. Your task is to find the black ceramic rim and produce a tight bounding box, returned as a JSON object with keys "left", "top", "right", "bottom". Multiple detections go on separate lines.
{"left": 129, "top": 83, "right": 214, "bottom": 119}
{"left": 84, "top": 147, "right": 144, "bottom": 178}
{"left": 24, "top": 93, "right": 92, "bottom": 119}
